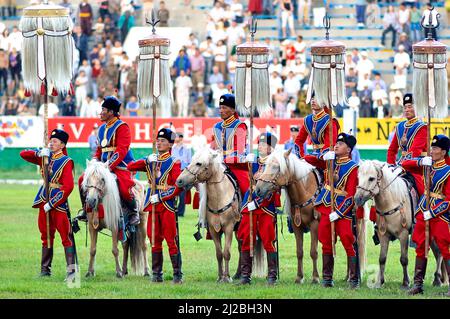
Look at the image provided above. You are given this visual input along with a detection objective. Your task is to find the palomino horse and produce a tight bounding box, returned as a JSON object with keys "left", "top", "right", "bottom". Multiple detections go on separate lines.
{"left": 355, "top": 160, "right": 447, "bottom": 288}
{"left": 255, "top": 149, "right": 321, "bottom": 284}
{"left": 176, "top": 147, "right": 265, "bottom": 282}
{"left": 81, "top": 160, "right": 149, "bottom": 278}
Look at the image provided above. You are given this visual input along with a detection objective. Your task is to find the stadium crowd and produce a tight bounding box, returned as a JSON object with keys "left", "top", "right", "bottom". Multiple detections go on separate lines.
{"left": 0, "top": 0, "right": 448, "bottom": 119}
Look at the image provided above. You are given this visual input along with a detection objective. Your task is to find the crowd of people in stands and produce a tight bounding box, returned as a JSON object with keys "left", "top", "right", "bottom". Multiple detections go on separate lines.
{"left": 0, "top": 0, "right": 448, "bottom": 119}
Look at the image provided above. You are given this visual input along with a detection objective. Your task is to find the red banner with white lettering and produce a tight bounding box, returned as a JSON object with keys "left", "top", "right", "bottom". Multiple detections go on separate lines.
{"left": 49, "top": 117, "right": 303, "bottom": 146}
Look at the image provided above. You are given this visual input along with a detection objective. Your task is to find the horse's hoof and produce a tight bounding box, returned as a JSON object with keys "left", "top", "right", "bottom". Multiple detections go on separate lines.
{"left": 222, "top": 276, "right": 232, "bottom": 283}
{"left": 374, "top": 282, "right": 383, "bottom": 289}
{"left": 433, "top": 279, "right": 443, "bottom": 287}
{"left": 144, "top": 273, "right": 150, "bottom": 277}
{"left": 116, "top": 272, "right": 123, "bottom": 279}
{"left": 311, "top": 277, "right": 320, "bottom": 285}
{"left": 85, "top": 271, "right": 95, "bottom": 278}
{"left": 400, "top": 283, "right": 410, "bottom": 290}
{"left": 295, "top": 277, "right": 304, "bottom": 284}
{"left": 217, "top": 277, "right": 224, "bottom": 283}
{"left": 232, "top": 273, "right": 241, "bottom": 281}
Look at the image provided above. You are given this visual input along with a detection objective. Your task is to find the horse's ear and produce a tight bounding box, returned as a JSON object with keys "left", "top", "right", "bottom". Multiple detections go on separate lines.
{"left": 284, "top": 148, "right": 292, "bottom": 158}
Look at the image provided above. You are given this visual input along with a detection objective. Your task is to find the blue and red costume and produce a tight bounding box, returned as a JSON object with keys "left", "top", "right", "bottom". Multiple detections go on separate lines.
{"left": 20, "top": 149, "right": 74, "bottom": 249}
{"left": 294, "top": 109, "right": 340, "bottom": 170}
{"left": 211, "top": 112, "right": 250, "bottom": 197}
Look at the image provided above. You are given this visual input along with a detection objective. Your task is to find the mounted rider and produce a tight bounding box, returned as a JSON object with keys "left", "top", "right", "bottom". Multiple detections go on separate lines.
{"left": 127, "top": 128, "right": 183, "bottom": 284}
{"left": 294, "top": 91, "right": 340, "bottom": 171}
{"left": 402, "top": 135, "right": 450, "bottom": 296}
{"left": 20, "top": 129, "right": 77, "bottom": 280}
{"left": 237, "top": 132, "right": 281, "bottom": 285}
{"left": 210, "top": 93, "right": 253, "bottom": 198}
{"left": 314, "top": 132, "right": 360, "bottom": 289}
{"left": 76, "top": 96, "right": 140, "bottom": 226}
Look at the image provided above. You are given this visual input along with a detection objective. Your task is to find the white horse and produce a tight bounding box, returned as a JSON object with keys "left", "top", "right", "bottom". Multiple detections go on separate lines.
{"left": 355, "top": 160, "right": 446, "bottom": 288}
{"left": 81, "top": 159, "right": 148, "bottom": 278}
{"left": 176, "top": 147, "right": 265, "bottom": 282}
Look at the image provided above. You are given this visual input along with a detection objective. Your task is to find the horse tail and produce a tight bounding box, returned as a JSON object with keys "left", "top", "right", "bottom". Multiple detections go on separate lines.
{"left": 252, "top": 237, "right": 267, "bottom": 278}
{"left": 198, "top": 183, "right": 207, "bottom": 228}
{"left": 130, "top": 181, "right": 148, "bottom": 276}
{"left": 357, "top": 212, "right": 367, "bottom": 277}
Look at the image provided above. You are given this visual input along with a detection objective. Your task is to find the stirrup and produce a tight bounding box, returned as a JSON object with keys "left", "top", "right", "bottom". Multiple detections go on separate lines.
{"left": 75, "top": 209, "right": 87, "bottom": 222}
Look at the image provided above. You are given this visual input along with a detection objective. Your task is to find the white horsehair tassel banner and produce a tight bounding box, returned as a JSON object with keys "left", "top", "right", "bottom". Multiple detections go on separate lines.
{"left": 139, "top": 46, "right": 170, "bottom": 98}
{"left": 236, "top": 55, "right": 268, "bottom": 109}
{"left": 413, "top": 53, "right": 447, "bottom": 108}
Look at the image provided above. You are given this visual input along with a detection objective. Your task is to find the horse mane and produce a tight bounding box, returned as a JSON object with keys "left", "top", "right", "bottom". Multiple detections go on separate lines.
{"left": 83, "top": 160, "right": 122, "bottom": 232}
{"left": 268, "top": 150, "right": 315, "bottom": 182}
{"left": 267, "top": 150, "right": 315, "bottom": 215}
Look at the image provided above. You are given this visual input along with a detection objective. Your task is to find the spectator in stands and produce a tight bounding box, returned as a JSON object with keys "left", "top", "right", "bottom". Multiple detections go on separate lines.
{"left": 1, "top": 0, "right": 16, "bottom": 20}
{"left": 284, "top": 70, "right": 300, "bottom": 103}
{"left": 172, "top": 132, "right": 192, "bottom": 217}
{"left": 189, "top": 48, "right": 205, "bottom": 94}
{"left": 89, "top": 124, "right": 99, "bottom": 158}
{"left": 357, "top": 72, "right": 372, "bottom": 93}
{"left": 345, "top": 67, "right": 358, "bottom": 98}
{"left": 78, "top": 0, "right": 93, "bottom": 36}
{"left": 209, "top": 1, "right": 225, "bottom": 23}
{"left": 191, "top": 126, "right": 208, "bottom": 153}
{"left": 0, "top": 28, "right": 10, "bottom": 52}
{"left": 284, "top": 126, "right": 299, "bottom": 150}
{"left": 297, "top": 0, "right": 311, "bottom": 26}
{"left": 228, "top": 55, "right": 237, "bottom": 86}
{"left": 60, "top": 95, "right": 76, "bottom": 116}
{"left": 359, "top": 84, "right": 372, "bottom": 118}
{"left": 98, "top": 1, "right": 110, "bottom": 21}
{"left": 397, "top": 32, "right": 412, "bottom": 57}
{"left": 286, "top": 96, "right": 297, "bottom": 118}
{"left": 348, "top": 90, "right": 361, "bottom": 118}
{"left": 370, "top": 71, "right": 387, "bottom": 92}
{"left": 213, "top": 39, "right": 227, "bottom": 80}
{"left": 409, "top": 4, "right": 422, "bottom": 43}
{"left": 393, "top": 44, "right": 410, "bottom": 90}
{"left": 175, "top": 69, "right": 193, "bottom": 117}
{"left": 291, "top": 57, "right": 308, "bottom": 89}
{"left": 172, "top": 49, "right": 191, "bottom": 77}
{"left": 268, "top": 57, "right": 283, "bottom": 75}
{"left": 389, "top": 94, "right": 403, "bottom": 118}
{"left": 118, "top": 10, "right": 135, "bottom": 42}
{"left": 9, "top": 26, "right": 21, "bottom": 52}
{"left": 277, "top": 0, "right": 296, "bottom": 39}
{"left": 398, "top": 3, "right": 410, "bottom": 35}
{"left": 190, "top": 96, "right": 208, "bottom": 117}
{"left": 73, "top": 25, "right": 89, "bottom": 64}
{"left": 80, "top": 94, "right": 100, "bottom": 118}
{"left": 294, "top": 35, "right": 306, "bottom": 63}
{"left": 231, "top": 0, "right": 244, "bottom": 23}
{"left": 263, "top": 0, "right": 274, "bottom": 15}
{"left": 345, "top": 53, "right": 356, "bottom": 76}
{"left": 158, "top": 1, "right": 170, "bottom": 27}
{"left": 356, "top": 51, "right": 374, "bottom": 84}
{"left": 125, "top": 96, "right": 139, "bottom": 117}
{"left": 226, "top": 20, "right": 245, "bottom": 51}
{"left": 38, "top": 101, "right": 59, "bottom": 118}
{"left": 371, "top": 83, "right": 388, "bottom": 119}
{"left": 269, "top": 71, "right": 283, "bottom": 102}
{"left": 274, "top": 87, "right": 288, "bottom": 118}
{"left": 248, "top": 0, "right": 263, "bottom": 15}
{"left": 199, "top": 36, "right": 215, "bottom": 84}
{"left": 281, "top": 39, "right": 296, "bottom": 70}
{"left": 208, "top": 65, "right": 224, "bottom": 87}
{"left": 355, "top": 0, "right": 367, "bottom": 27}
{"left": 75, "top": 70, "right": 89, "bottom": 111}
{"left": 380, "top": 5, "right": 399, "bottom": 48}
{"left": 365, "top": 0, "right": 380, "bottom": 29}
{"left": 211, "top": 81, "right": 228, "bottom": 116}
{"left": 0, "top": 49, "right": 8, "bottom": 95}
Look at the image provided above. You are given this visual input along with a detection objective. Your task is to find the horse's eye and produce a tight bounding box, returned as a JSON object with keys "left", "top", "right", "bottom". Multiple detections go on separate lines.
{"left": 196, "top": 162, "right": 202, "bottom": 167}
{"left": 368, "top": 177, "right": 375, "bottom": 182}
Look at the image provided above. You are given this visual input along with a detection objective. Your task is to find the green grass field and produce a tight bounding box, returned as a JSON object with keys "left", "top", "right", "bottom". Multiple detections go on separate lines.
{"left": 0, "top": 184, "right": 447, "bottom": 299}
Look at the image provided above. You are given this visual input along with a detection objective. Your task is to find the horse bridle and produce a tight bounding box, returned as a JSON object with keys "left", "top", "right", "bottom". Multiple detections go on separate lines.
{"left": 356, "top": 163, "right": 386, "bottom": 200}
{"left": 85, "top": 184, "right": 104, "bottom": 198}
{"left": 184, "top": 163, "right": 225, "bottom": 185}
